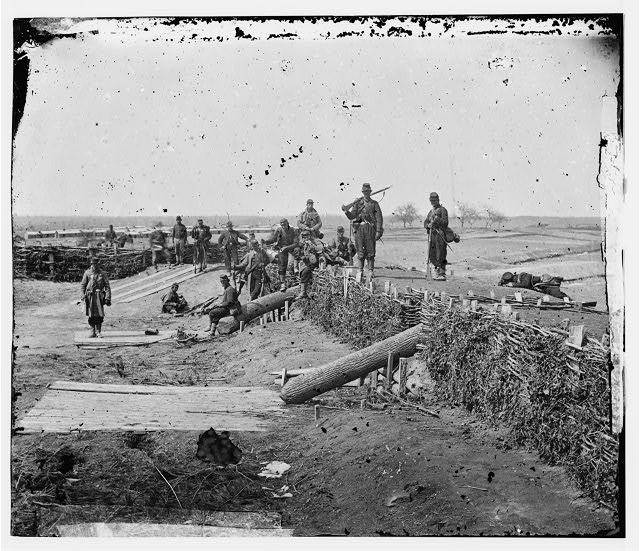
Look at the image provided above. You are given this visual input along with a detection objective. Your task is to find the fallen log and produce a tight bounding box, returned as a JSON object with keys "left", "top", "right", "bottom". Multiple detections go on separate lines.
{"left": 279, "top": 324, "right": 422, "bottom": 404}
{"left": 217, "top": 286, "right": 300, "bottom": 335}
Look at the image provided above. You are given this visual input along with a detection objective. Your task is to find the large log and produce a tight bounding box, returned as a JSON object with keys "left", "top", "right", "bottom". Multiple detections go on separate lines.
{"left": 279, "top": 324, "right": 422, "bottom": 404}
{"left": 217, "top": 286, "right": 300, "bottom": 334}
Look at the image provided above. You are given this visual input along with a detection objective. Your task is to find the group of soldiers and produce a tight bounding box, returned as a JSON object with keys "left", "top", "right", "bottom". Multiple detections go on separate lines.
{"left": 80, "top": 186, "right": 453, "bottom": 337}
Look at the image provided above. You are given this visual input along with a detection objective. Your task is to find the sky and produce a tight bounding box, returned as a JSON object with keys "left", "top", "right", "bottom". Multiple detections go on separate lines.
{"left": 11, "top": 16, "right": 620, "bottom": 219}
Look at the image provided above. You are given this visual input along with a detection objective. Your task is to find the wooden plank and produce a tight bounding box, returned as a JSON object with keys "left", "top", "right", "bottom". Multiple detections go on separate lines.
{"left": 17, "top": 382, "right": 285, "bottom": 434}
{"left": 113, "top": 265, "right": 193, "bottom": 300}
{"left": 38, "top": 506, "right": 284, "bottom": 533}
{"left": 109, "top": 265, "right": 183, "bottom": 293}
{"left": 118, "top": 269, "right": 206, "bottom": 303}
{"left": 55, "top": 523, "right": 293, "bottom": 537}
{"left": 385, "top": 352, "right": 394, "bottom": 390}
{"left": 74, "top": 332, "right": 173, "bottom": 346}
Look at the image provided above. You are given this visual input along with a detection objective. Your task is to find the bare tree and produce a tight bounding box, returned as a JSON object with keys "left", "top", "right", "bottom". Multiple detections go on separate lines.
{"left": 392, "top": 203, "right": 420, "bottom": 228}
{"left": 457, "top": 203, "right": 481, "bottom": 228}
{"left": 483, "top": 207, "right": 509, "bottom": 228}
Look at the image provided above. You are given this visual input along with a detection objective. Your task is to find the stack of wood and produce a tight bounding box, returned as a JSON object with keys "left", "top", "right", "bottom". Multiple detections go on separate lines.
{"left": 12, "top": 244, "right": 152, "bottom": 282}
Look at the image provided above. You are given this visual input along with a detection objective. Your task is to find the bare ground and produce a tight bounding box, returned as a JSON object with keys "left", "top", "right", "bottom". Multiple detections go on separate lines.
{"left": 11, "top": 258, "right": 616, "bottom": 537}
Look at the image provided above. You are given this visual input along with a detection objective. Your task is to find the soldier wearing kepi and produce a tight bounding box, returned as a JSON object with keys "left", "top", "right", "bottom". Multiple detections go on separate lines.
{"left": 297, "top": 199, "right": 323, "bottom": 238}
{"left": 327, "top": 225, "right": 356, "bottom": 266}
{"left": 191, "top": 219, "right": 212, "bottom": 272}
{"left": 235, "top": 239, "right": 271, "bottom": 300}
{"left": 263, "top": 218, "right": 298, "bottom": 291}
{"left": 424, "top": 192, "right": 449, "bottom": 281}
{"left": 218, "top": 221, "right": 248, "bottom": 277}
{"left": 342, "top": 183, "right": 384, "bottom": 280}
{"left": 80, "top": 257, "right": 111, "bottom": 338}
{"left": 171, "top": 216, "right": 188, "bottom": 265}
{"left": 207, "top": 275, "right": 241, "bottom": 336}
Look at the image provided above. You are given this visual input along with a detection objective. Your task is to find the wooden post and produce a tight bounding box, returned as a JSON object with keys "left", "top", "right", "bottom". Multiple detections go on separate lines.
{"left": 113, "top": 243, "right": 119, "bottom": 277}
{"left": 343, "top": 273, "right": 349, "bottom": 298}
{"left": 397, "top": 358, "right": 408, "bottom": 397}
{"left": 393, "top": 287, "right": 398, "bottom": 299}
{"left": 462, "top": 299, "right": 469, "bottom": 310}
{"left": 385, "top": 352, "right": 394, "bottom": 389}
{"left": 384, "top": 281, "right": 391, "bottom": 294}
{"left": 370, "top": 369, "right": 379, "bottom": 390}
{"left": 239, "top": 321, "right": 245, "bottom": 332}
{"left": 284, "top": 300, "right": 290, "bottom": 320}
{"left": 448, "top": 297, "right": 453, "bottom": 309}
{"left": 355, "top": 271, "right": 362, "bottom": 284}
{"left": 471, "top": 299, "right": 478, "bottom": 312}
{"left": 314, "top": 404, "right": 320, "bottom": 421}
{"left": 281, "top": 367, "right": 288, "bottom": 387}
{"left": 369, "top": 281, "right": 374, "bottom": 293}
{"left": 49, "top": 252, "right": 55, "bottom": 278}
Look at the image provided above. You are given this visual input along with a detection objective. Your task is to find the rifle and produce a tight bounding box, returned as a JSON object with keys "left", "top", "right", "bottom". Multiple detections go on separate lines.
{"left": 425, "top": 225, "right": 433, "bottom": 281}
{"left": 341, "top": 185, "right": 392, "bottom": 212}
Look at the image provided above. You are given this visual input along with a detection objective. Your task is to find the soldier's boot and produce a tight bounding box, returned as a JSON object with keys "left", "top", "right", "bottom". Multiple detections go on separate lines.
{"left": 433, "top": 266, "right": 447, "bottom": 281}
{"left": 88, "top": 325, "right": 97, "bottom": 338}
{"left": 279, "top": 275, "right": 287, "bottom": 292}
{"left": 96, "top": 323, "right": 103, "bottom": 338}
{"left": 296, "top": 282, "right": 309, "bottom": 300}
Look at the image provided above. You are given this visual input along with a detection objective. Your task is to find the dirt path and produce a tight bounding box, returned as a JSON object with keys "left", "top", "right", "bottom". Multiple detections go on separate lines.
{"left": 11, "top": 266, "right": 615, "bottom": 536}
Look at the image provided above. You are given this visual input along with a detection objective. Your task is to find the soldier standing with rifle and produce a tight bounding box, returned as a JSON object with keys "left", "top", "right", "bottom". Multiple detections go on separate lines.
{"left": 263, "top": 218, "right": 298, "bottom": 291}
{"left": 218, "top": 221, "right": 248, "bottom": 279}
{"left": 423, "top": 192, "right": 449, "bottom": 281}
{"left": 191, "top": 219, "right": 212, "bottom": 273}
{"left": 342, "top": 183, "right": 384, "bottom": 281}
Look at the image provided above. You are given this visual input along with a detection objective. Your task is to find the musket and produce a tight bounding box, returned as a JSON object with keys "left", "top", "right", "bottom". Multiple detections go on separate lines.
{"left": 341, "top": 185, "right": 392, "bottom": 212}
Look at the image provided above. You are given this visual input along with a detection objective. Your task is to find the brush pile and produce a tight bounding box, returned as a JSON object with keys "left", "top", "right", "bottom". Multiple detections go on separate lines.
{"left": 415, "top": 292, "right": 617, "bottom": 509}
{"left": 13, "top": 243, "right": 230, "bottom": 282}
{"left": 300, "top": 270, "right": 408, "bottom": 349}
{"left": 299, "top": 270, "right": 616, "bottom": 508}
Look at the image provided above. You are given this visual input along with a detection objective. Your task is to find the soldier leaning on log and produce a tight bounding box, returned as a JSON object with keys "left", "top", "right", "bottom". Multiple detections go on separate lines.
{"left": 218, "top": 221, "right": 248, "bottom": 277}
{"left": 263, "top": 218, "right": 298, "bottom": 292}
{"left": 297, "top": 198, "right": 323, "bottom": 238}
{"left": 207, "top": 275, "right": 242, "bottom": 336}
{"left": 342, "top": 183, "right": 384, "bottom": 280}
{"left": 424, "top": 192, "right": 449, "bottom": 281}
{"left": 80, "top": 256, "right": 111, "bottom": 338}
{"left": 235, "top": 239, "right": 271, "bottom": 300}
{"left": 171, "top": 216, "right": 188, "bottom": 266}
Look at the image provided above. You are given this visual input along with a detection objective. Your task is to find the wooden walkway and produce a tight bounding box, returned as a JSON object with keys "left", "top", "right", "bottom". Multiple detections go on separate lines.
{"left": 74, "top": 330, "right": 173, "bottom": 348}
{"left": 16, "top": 381, "right": 286, "bottom": 434}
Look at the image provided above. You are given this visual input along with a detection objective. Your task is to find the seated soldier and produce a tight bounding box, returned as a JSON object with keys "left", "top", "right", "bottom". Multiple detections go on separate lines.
{"left": 207, "top": 275, "right": 241, "bottom": 336}
{"left": 296, "top": 256, "right": 314, "bottom": 300}
{"left": 326, "top": 225, "right": 356, "bottom": 266}
{"left": 162, "top": 283, "right": 188, "bottom": 314}
{"left": 498, "top": 271, "right": 569, "bottom": 300}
